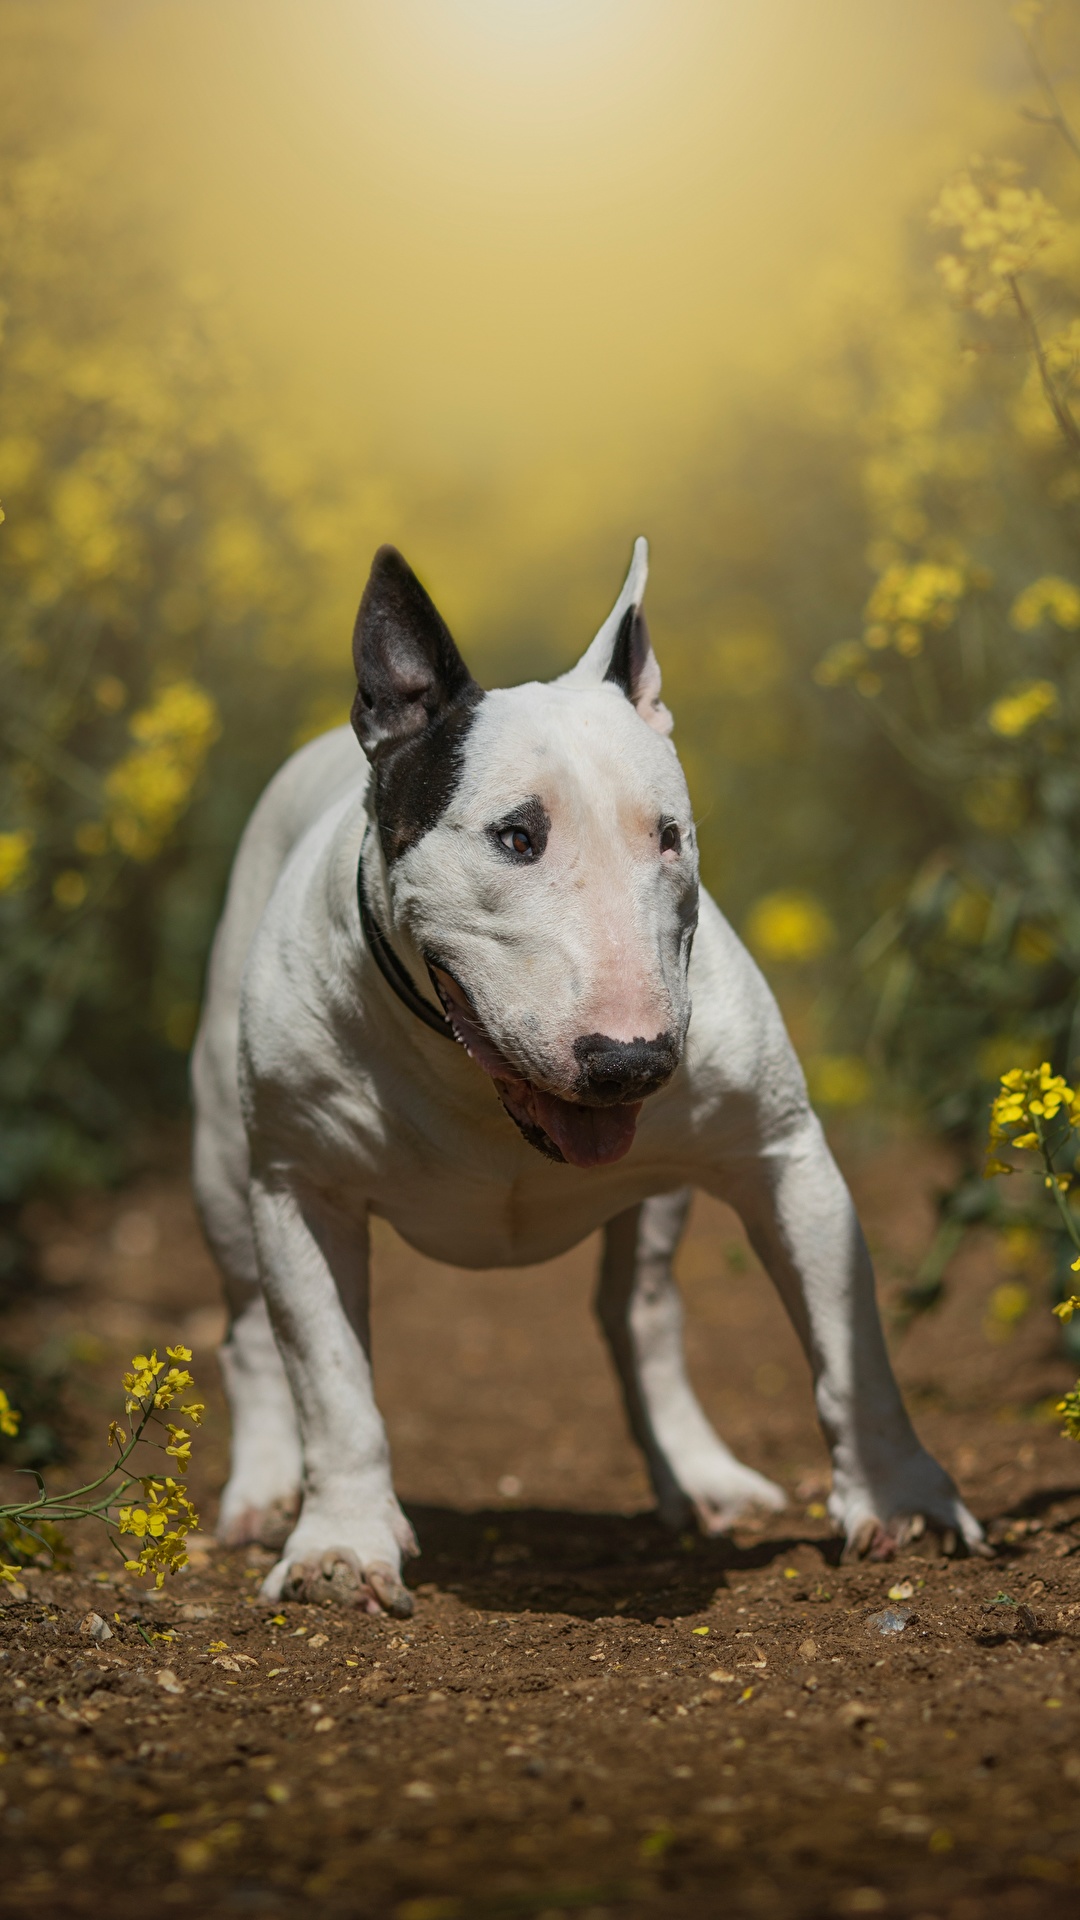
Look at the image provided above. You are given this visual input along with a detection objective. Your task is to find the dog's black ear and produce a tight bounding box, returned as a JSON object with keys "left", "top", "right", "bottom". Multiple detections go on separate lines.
{"left": 351, "top": 546, "right": 480, "bottom": 761}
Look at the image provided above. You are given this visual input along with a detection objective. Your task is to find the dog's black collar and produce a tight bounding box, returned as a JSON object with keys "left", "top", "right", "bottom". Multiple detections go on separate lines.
{"left": 356, "top": 843, "right": 455, "bottom": 1043}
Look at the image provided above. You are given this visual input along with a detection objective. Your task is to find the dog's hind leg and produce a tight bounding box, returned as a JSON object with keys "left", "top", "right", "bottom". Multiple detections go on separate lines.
{"left": 216, "top": 1295, "right": 303, "bottom": 1550}
{"left": 596, "top": 1190, "right": 787, "bottom": 1533}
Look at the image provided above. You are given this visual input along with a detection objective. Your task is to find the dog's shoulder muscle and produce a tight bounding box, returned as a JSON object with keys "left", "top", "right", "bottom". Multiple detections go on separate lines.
{"left": 678, "top": 889, "right": 812, "bottom": 1162}
{"left": 192, "top": 727, "right": 369, "bottom": 1154}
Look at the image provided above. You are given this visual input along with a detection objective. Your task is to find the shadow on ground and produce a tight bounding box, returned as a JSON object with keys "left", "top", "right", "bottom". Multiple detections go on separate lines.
{"left": 405, "top": 1502, "right": 845, "bottom": 1621}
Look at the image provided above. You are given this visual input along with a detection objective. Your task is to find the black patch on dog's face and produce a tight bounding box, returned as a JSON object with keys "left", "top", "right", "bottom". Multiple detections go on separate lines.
{"left": 374, "top": 697, "right": 483, "bottom": 863}
{"left": 351, "top": 545, "right": 484, "bottom": 862}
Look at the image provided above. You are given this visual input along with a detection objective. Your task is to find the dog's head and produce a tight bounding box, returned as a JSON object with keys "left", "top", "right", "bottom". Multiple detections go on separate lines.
{"left": 351, "top": 539, "right": 698, "bottom": 1169}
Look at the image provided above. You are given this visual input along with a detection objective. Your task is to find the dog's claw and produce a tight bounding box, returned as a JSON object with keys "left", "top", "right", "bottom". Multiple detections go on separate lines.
{"left": 845, "top": 1506, "right": 990, "bottom": 1562}
{"left": 844, "top": 1515, "right": 888, "bottom": 1562}
{"left": 367, "top": 1562, "right": 415, "bottom": 1617}
{"left": 279, "top": 1549, "right": 413, "bottom": 1615}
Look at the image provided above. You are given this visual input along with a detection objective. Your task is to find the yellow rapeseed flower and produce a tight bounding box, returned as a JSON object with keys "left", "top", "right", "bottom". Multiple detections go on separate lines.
{"left": 806, "top": 1054, "right": 872, "bottom": 1108}
{"left": 0, "top": 1388, "right": 21, "bottom": 1438}
{"left": 0, "top": 830, "right": 33, "bottom": 894}
{"left": 1058, "top": 1386, "right": 1080, "bottom": 1442}
{"left": 930, "top": 168, "right": 1061, "bottom": 303}
{"left": 746, "top": 890, "right": 836, "bottom": 964}
{"left": 1010, "top": 575, "right": 1080, "bottom": 632}
{"left": 987, "top": 679, "right": 1058, "bottom": 737}
{"left": 865, "top": 561, "right": 966, "bottom": 645}
{"left": 105, "top": 680, "right": 220, "bottom": 862}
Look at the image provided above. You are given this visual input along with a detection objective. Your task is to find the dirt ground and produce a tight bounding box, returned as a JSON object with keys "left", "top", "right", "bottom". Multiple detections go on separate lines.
{"left": 3, "top": 1125, "right": 1080, "bottom": 1920}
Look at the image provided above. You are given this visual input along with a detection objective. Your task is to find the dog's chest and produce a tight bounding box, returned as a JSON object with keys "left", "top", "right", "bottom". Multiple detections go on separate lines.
{"left": 367, "top": 1145, "right": 655, "bottom": 1269}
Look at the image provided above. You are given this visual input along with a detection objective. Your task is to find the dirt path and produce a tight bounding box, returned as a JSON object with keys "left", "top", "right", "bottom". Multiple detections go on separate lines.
{"left": 3, "top": 1131, "right": 1080, "bottom": 1918}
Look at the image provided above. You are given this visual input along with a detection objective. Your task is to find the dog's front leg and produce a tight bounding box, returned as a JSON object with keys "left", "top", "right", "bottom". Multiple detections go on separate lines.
{"left": 597, "top": 1190, "right": 787, "bottom": 1532}
{"left": 711, "top": 1118, "right": 985, "bottom": 1558}
{"left": 249, "top": 1175, "right": 417, "bottom": 1614}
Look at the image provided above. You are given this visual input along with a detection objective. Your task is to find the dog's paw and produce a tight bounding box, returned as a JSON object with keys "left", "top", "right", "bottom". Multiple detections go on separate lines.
{"left": 842, "top": 1507, "right": 991, "bottom": 1562}
{"left": 261, "top": 1493, "right": 419, "bottom": 1614}
{"left": 268, "top": 1548, "right": 414, "bottom": 1616}
{"left": 217, "top": 1492, "right": 300, "bottom": 1552}
{"left": 833, "top": 1450, "right": 989, "bottom": 1562}
{"left": 662, "top": 1453, "right": 787, "bottom": 1536}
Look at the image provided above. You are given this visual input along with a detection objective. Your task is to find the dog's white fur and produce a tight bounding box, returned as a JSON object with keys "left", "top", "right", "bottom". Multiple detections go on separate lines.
{"left": 192, "top": 540, "right": 982, "bottom": 1613}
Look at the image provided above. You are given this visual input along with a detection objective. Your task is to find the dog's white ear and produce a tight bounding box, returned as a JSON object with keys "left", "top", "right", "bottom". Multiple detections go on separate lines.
{"left": 351, "top": 546, "right": 481, "bottom": 761}
{"left": 558, "top": 536, "right": 672, "bottom": 736}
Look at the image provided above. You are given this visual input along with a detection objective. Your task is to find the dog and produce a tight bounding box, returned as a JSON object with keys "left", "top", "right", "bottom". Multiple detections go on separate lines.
{"left": 191, "top": 538, "right": 983, "bottom": 1614}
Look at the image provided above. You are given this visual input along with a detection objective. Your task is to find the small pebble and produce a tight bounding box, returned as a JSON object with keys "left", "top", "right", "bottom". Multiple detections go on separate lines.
{"left": 867, "top": 1607, "right": 911, "bottom": 1635}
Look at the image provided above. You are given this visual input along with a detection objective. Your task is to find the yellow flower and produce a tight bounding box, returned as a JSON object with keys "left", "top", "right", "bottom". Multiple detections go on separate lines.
{"left": 1058, "top": 1386, "right": 1080, "bottom": 1443}
{"left": 107, "top": 1419, "right": 127, "bottom": 1450}
{"left": 987, "top": 1064, "right": 1080, "bottom": 1168}
{"left": 987, "top": 679, "right": 1058, "bottom": 737}
{"left": 746, "top": 890, "right": 836, "bottom": 964}
{"left": 806, "top": 1054, "right": 872, "bottom": 1109}
{"left": 1010, "top": 575, "right": 1080, "bottom": 632}
{"left": 985, "top": 1274, "right": 1040, "bottom": 1342}
{"left": 813, "top": 640, "right": 866, "bottom": 688}
{"left": 105, "top": 680, "right": 220, "bottom": 862}
{"left": 1052, "top": 1296, "right": 1080, "bottom": 1323}
{"left": 154, "top": 1366, "right": 195, "bottom": 1411}
{"left": 0, "top": 830, "right": 33, "bottom": 895}
{"left": 123, "top": 1349, "right": 164, "bottom": 1411}
{"left": 930, "top": 169, "right": 1060, "bottom": 287}
{"left": 0, "top": 1388, "right": 21, "bottom": 1438}
{"left": 864, "top": 561, "right": 966, "bottom": 642}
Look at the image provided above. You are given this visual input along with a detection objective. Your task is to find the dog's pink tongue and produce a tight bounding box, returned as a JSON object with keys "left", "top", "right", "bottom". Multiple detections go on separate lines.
{"left": 529, "top": 1090, "right": 642, "bottom": 1168}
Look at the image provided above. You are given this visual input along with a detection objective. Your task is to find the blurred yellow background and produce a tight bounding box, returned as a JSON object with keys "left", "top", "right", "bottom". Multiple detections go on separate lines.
{"left": 88, "top": 0, "right": 1011, "bottom": 629}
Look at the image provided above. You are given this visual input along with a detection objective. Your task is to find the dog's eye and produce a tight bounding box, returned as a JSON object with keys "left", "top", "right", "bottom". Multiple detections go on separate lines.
{"left": 660, "top": 822, "right": 681, "bottom": 856}
{"left": 492, "top": 797, "right": 549, "bottom": 862}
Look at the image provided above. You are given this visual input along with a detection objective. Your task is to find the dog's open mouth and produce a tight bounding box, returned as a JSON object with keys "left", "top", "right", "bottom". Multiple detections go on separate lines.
{"left": 429, "top": 965, "right": 641, "bottom": 1169}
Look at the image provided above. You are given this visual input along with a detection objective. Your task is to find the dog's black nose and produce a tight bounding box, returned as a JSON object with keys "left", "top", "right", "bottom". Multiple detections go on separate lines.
{"left": 573, "top": 1031, "right": 680, "bottom": 1105}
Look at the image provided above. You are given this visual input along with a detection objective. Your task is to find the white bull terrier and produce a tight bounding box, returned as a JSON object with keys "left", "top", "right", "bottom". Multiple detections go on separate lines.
{"left": 191, "top": 539, "right": 983, "bottom": 1615}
